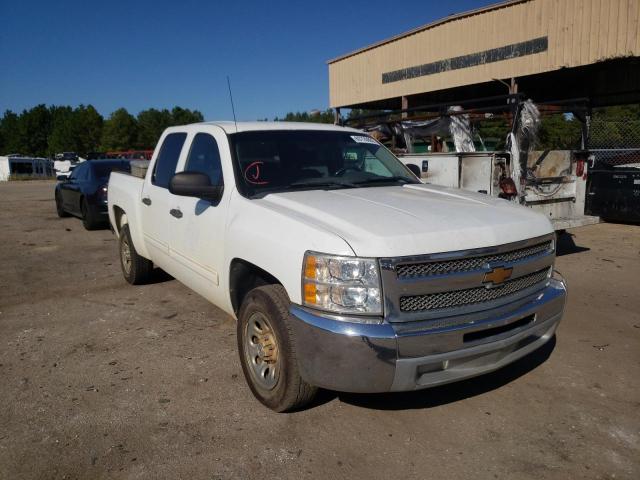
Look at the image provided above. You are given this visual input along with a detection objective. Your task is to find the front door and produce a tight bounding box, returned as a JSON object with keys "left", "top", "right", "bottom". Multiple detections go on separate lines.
{"left": 168, "top": 129, "right": 229, "bottom": 306}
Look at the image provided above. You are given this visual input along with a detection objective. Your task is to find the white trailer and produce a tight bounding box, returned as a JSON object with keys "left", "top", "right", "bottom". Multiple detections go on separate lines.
{"left": 0, "top": 156, "right": 54, "bottom": 181}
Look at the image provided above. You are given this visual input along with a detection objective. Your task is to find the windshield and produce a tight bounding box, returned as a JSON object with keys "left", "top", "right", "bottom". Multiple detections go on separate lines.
{"left": 229, "top": 130, "right": 419, "bottom": 198}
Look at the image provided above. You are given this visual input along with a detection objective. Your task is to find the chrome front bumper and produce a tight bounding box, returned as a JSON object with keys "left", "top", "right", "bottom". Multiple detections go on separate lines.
{"left": 288, "top": 276, "right": 567, "bottom": 393}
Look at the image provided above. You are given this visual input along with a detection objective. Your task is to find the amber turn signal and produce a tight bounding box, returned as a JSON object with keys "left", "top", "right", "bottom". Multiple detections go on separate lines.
{"left": 304, "top": 255, "right": 316, "bottom": 280}
{"left": 304, "top": 283, "right": 317, "bottom": 304}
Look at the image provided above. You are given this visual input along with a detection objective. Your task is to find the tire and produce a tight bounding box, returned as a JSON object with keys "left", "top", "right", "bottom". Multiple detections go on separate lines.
{"left": 55, "top": 192, "right": 69, "bottom": 218}
{"left": 80, "top": 198, "right": 100, "bottom": 230}
{"left": 119, "top": 224, "right": 153, "bottom": 285}
{"left": 237, "top": 285, "right": 317, "bottom": 412}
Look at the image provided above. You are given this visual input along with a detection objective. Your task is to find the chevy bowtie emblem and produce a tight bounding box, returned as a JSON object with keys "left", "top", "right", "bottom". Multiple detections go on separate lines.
{"left": 483, "top": 266, "right": 513, "bottom": 287}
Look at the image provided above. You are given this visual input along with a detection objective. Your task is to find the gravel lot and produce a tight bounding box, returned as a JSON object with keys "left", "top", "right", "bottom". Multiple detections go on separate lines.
{"left": 1, "top": 181, "right": 638, "bottom": 480}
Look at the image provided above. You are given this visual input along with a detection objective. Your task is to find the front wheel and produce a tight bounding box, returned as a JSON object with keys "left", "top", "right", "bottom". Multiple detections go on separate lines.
{"left": 237, "top": 285, "right": 317, "bottom": 412}
{"left": 119, "top": 224, "right": 153, "bottom": 285}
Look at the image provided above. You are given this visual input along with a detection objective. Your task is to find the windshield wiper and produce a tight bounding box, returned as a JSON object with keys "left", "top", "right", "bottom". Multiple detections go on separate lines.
{"left": 289, "top": 180, "right": 357, "bottom": 189}
{"left": 352, "top": 176, "right": 413, "bottom": 185}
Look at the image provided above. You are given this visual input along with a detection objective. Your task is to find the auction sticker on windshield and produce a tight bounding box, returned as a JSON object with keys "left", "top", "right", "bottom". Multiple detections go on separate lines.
{"left": 351, "top": 135, "right": 379, "bottom": 145}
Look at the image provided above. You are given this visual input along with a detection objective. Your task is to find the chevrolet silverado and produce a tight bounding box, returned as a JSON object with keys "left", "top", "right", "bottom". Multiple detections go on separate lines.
{"left": 108, "top": 121, "right": 567, "bottom": 411}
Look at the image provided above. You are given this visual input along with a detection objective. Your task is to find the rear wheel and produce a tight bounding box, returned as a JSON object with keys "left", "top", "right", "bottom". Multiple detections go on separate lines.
{"left": 55, "top": 192, "right": 69, "bottom": 218}
{"left": 237, "top": 285, "right": 317, "bottom": 412}
{"left": 119, "top": 224, "right": 153, "bottom": 285}
{"left": 80, "top": 198, "right": 100, "bottom": 230}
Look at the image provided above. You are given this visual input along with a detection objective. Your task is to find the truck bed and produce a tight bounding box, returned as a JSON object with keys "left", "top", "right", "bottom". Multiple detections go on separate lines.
{"left": 107, "top": 171, "right": 144, "bottom": 230}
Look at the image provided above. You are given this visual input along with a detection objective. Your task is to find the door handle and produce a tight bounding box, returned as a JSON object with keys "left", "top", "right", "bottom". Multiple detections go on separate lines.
{"left": 169, "top": 208, "right": 183, "bottom": 219}
{"left": 142, "top": 197, "right": 152, "bottom": 206}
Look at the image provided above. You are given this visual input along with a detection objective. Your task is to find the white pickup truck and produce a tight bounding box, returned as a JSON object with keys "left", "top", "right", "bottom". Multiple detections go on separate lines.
{"left": 108, "top": 121, "right": 567, "bottom": 411}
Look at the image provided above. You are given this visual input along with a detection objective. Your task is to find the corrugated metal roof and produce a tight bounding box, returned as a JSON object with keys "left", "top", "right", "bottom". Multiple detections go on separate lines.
{"left": 328, "top": 0, "right": 640, "bottom": 108}
{"left": 327, "top": 0, "right": 530, "bottom": 64}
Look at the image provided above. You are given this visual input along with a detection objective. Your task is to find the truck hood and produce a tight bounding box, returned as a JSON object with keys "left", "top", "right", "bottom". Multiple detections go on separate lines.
{"left": 257, "top": 184, "right": 553, "bottom": 257}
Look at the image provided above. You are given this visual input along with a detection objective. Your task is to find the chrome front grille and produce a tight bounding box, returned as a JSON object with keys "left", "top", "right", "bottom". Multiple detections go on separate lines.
{"left": 396, "top": 240, "right": 553, "bottom": 278}
{"left": 379, "top": 234, "right": 556, "bottom": 322}
{"left": 399, "top": 267, "right": 551, "bottom": 312}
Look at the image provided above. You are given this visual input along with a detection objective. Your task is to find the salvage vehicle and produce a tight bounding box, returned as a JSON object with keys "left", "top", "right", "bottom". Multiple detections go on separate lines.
{"left": 55, "top": 159, "right": 130, "bottom": 229}
{"left": 348, "top": 95, "right": 599, "bottom": 231}
{"left": 108, "top": 121, "right": 567, "bottom": 411}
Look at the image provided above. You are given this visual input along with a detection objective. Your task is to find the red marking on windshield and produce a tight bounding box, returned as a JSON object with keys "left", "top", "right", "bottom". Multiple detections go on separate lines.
{"left": 244, "top": 161, "right": 269, "bottom": 185}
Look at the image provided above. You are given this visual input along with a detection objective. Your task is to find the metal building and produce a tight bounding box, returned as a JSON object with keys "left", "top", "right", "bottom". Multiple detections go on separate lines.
{"left": 328, "top": 0, "right": 640, "bottom": 111}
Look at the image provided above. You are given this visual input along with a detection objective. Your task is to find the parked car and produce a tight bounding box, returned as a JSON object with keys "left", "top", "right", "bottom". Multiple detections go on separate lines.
{"left": 108, "top": 122, "right": 567, "bottom": 412}
{"left": 586, "top": 164, "right": 640, "bottom": 223}
{"left": 55, "top": 159, "right": 130, "bottom": 229}
{"left": 55, "top": 152, "right": 79, "bottom": 162}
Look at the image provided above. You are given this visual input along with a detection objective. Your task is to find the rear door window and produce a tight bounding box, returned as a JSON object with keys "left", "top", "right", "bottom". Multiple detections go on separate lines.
{"left": 152, "top": 133, "right": 187, "bottom": 188}
{"left": 184, "top": 133, "right": 224, "bottom": 185}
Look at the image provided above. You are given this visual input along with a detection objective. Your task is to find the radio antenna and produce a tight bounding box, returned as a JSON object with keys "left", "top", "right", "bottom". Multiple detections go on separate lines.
{"left": 226, "top": 75, "right": 238, "bottom": 132}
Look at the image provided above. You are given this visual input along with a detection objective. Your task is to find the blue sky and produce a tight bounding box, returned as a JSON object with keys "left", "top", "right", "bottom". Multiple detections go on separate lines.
{"left": 1, "top": 0, "right": 496, "bottom": 121}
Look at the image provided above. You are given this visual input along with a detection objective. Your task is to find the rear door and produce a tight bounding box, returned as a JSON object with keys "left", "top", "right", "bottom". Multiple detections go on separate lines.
{"left": 140, "top": 132, "right": 188, "bottom": 270}
{"left": 168, "top": 129, "right": 229, "bottom": 305}
{"left": 60, "top": 163, "right": 85, "bottom": 214}
{"left": 59, "top": 168, "right": 77, "bottom": 211}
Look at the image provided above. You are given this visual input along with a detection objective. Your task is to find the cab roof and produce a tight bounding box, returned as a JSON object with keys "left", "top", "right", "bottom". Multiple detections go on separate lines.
{"left": 171, "top": 121, "right": 363, "bottom": 135}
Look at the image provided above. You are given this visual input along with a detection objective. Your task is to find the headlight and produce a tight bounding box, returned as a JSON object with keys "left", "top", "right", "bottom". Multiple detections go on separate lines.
{"left": 302, "top": 251, "right": 382, "bottom": 317}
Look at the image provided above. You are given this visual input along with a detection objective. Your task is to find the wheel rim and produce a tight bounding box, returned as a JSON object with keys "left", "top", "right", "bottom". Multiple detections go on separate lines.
{"left": 121, "top": 235, "right": 132, "bottom": 276}
{"left": 243, "top": 311, "right": 280, "bottom": 390}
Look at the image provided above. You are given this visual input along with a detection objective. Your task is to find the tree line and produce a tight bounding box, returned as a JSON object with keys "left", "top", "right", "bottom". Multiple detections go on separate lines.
{"left": 276, "top": 107, "right": 640, "bottom": 151}
{"left": 273, "top": 109, "right": 335, "bottom": 123}
{"left": 479, "top": 104, "right": 640, "bottom": 150}
{"left": 0, "top": 105, "right": 203, "bottom": 157}
{"left": 0, "top": 106, "right": 339, "bottom": 157}
{"left": 1, "top": 103, "right": 637, "bottom": 158}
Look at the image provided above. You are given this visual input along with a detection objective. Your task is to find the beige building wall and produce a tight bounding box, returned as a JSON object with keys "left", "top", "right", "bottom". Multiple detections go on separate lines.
{"left": 328, "top": 0, "right": 640, "bottom": 108}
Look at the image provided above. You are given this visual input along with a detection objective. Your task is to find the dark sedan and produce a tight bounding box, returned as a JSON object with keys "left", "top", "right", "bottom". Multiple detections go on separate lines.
{"left": 55, "top": 160, "right": 130, "bottom": 230}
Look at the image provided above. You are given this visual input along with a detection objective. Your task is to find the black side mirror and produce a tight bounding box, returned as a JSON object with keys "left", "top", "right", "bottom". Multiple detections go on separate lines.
{"left": 406, "top": 163, "right": 421, "bottom": 177}
{"left": 169, "top": 171, "right": 223, "bottom": 202}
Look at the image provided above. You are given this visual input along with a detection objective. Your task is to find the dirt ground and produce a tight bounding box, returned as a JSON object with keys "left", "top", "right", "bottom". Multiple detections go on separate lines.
{"left": 0, "top": 181, "right": 638, "bottom": 480}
